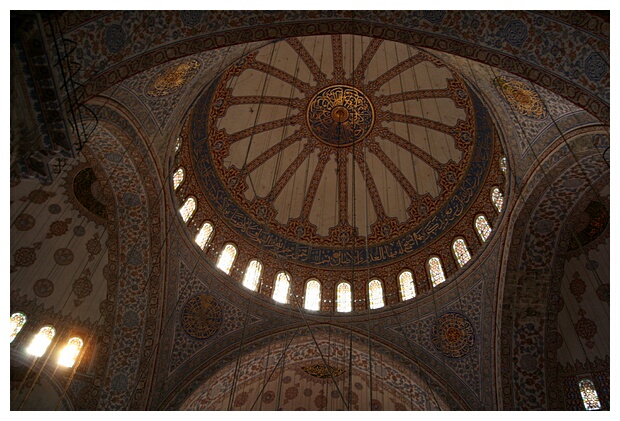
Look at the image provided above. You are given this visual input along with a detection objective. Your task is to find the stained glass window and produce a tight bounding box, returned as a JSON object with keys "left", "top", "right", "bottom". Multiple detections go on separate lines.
{"left": 304, "top": 279, "right": 321, "bottom": 311}
{"left": 242, "top": 259, "right": 262, "bottom": 291}
{"left": 500, "top": 157, "right": 507, "bottom": 174}
{"left": 195, "top": 222, "right": 214, "bottom": 250}
{"left": 491, "top": 187, "right": 504, "bottom": 213}
{"left": 180, "top": 196, "right": 196, "bottom": 223}
{"left": 399, "top": 271, "right": 416, "bottom": 301}
{"left": 579, "top": 379, "right": 601, "bottom": 410}
{"left": 273, "top": 272, "right": 290, "bottom": 304}
{"left": 217, "top": 243, "right": 237, "bottom": 275}
{"left": 428, "top": 257, "right": 446, "bottom": 287}
{"left": 10, "top": 312, "right": 26, "bottom": 343}
{"left": 475, "top": 214, "right": 492, "bottom": 242}
{"left": 173, "top": 167, "right": 185, "bottom": 190}
{"left": 453, "top": 238, "right": 472, "bottom": 267}
{"left": 58, "top": 337, "right": 84, "bottom": 368}
{"left": 336, "top": 282, "right": 352, "bottom": 313}
{"left": 174, "top": 136, "right": 182, "bottom": 154}
{"left": 27, "top": 326, "right": 55, "bottom": 357}
{"left": 368, "top": 279, "right": 385, "bottom": 309}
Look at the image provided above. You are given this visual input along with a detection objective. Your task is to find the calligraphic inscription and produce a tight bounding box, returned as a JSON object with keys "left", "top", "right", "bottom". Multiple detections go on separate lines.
{"left": 307, "top": 85, "right": 374, "bottom": 146}
{"left": 301, "top": 364, "right": 346, "bottom": 379}
{"left": 147, "top": 59, "right": 201, "bottom": 97}
{"left": 181, "top": 294, "right": 222, "bottom": 339}
{"left": 494, "top": 76, "right": 548, "bottom": 119}
{"left": 431, "top": 312, "right": 475, "bottom": 358}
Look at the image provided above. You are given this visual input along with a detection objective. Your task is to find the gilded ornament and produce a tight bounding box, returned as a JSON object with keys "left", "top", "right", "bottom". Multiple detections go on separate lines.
{"left": 147, "top": 59, "right": 201, "bottom": 97}
{"left": 494, "top": 76, "right": 548, "bottom": 119}
{"left": 181, "top": 294, "right": 223, "bottom": 339}
{"left": 301, "top": 364, "right": 346, "bottom": 378}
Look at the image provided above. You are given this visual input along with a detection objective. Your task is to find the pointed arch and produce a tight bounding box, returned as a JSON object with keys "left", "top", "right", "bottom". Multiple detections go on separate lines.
{"left": 475, "top": 214, "right": 492, "bottom": 242}
{"left": 195, "top": 221, "right": 215, "bottom": 250}
{"left": 58, "top": 337, "right": 84, "bottom": 368}
{"left": 428, "top": 256, "right": 446, "bottom": 287}
{"left": 491, "top": 187, "right": 504, "bottom": 212}
{"left": 398, "top": 270, "right": 416, "bottom": 301}
{"left": 173, "top": 167, "right": 185, "bottom": 190}
{"left": 217, "top": 243, "right": 237, "bottom": 275}
{"left": 10, "top": 312, "right": 27, "bottom": 343}
{"left": 242, "top": 259, "right": 262, "bottom": 291}
{"left": 452, "top": 237, "right": 472, "bottom": 267}
{"left": 304, "top": 279, "right": 321, "bottom": 311}
{"left": 336, "top": 282, "right": 352, "bottom": 313}
{"left": 180, "top": 196, "right": 197, "bottom": 223}
{"left": 579, "top": 379, "right": 601, "bottom": 410}
{"left": 272, "top": 272, "right": 291, "bottom": 304}
{"left": 27, "top": 326, "right": 55, "bottom": 357}
{"left": 368, "top": 279, "right": 385, "bottom": 309}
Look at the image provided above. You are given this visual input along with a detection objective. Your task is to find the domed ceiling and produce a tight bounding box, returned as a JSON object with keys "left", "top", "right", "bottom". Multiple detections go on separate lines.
{"left": 176, "top": 34, "right": 505, "bottom": 309}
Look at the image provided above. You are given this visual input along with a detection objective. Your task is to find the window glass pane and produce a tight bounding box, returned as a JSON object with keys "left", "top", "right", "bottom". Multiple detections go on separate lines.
{"left": 173, "top": 167, "right": 185, "bottom": 190}
{"left": 368, "top": 279, "right": 384, "bottom": 309}
{"left": 579, "top": 379, "right": 602, "bottom": 410}
{"left": 475, "top": 214, "right": 492, "bottom": 242}
{"left": 304, "top": 280, "right": 321, "bottom": 311}
{"left": 492, "top": 187, "right": 504, "bottom": 212}
{"left": 399, "top": 271, "right": 416, "bottom": 301}
{"left": 174, "top": 137, "right": 182, "bottom": 154}
{"left": 180, "top": 197, "right": 196, "bottom": 223}
{"left": 242, "top": 260, "right": 262, "bottom": 291}
{"left": 453, "top": 238, "right": 472, "bottom": 267}
{"left": 195, "top": 222, "right": 214, "bottom": 250}
{"left": 336, "top": 282, "right": 352, "bottom": 313}
{"left": 10, "top": 312, "right": 27, "bottom": 343}
{"left": 217, "top": 244, "right": 237, "bottom": 275}
{"left": 500, "top": 157, "right": 507, "bottom": 174}
{"left": 58, "top": 337, "right": 84, "bottom": 368}
{"left": 428, "top": 257, "right": 446, "bottom": 287}
{"left": 27, "top": 326, "right": 55, "bottom": 357}
{"left": 273, "top": 272, "right": 290, "bottom": 304}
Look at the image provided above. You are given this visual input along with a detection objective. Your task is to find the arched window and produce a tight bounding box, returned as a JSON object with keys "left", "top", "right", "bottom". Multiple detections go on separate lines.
{"left": 452, "top": 238, "right": 472, "bottom": 267}
{"left": 27, "top": 326, "right": 55, "bottom": 357}
{"left": 304, "top": 279, "right": 321, "bottom": 311}
{"left": 173, "top": 167, "right": 185, "bottom": 190}
{"left": 368, "top": 279, "right": 385, "bottom": 309}
{"left": 428, "top": 257, "right": 446, "bottom": 287}
{"left": 336, "top": 282, "right": 352, "bottom": 313}
{"left": 242, "top": 259, "right": 262, "bottom": 291}
{"left": 500, "top": 156, "right": 507, "bottom": 174}
{"left": 272, "top": 272, "right": 290, "bottom": 304}
{"left": 217, "top": 243, "right": 237, "bottom": 275}
{"left": 491, "top": 187, "right": 504, "bottom": 213}
{"left": 58, "top": 337, "right": 84, "bottom": 368}
{"left": 180, "top": 196, "right": 196, "bottom": 223}
{"left": 475, "top": 214, "right": 492, "bottom": 242}
{"left": 195, "top": 222, "right": 214, "bottom": 250}
{"left": 174, "top": 136, "right": 182, "bottom": 154}
{"left": 579, "top": 379, "right": 602, "bottom": 410}
{"left": 10, "top": 312, "right": 27, "bottom": 343}
{"left": 399, "top": 270, "right": 416, "bottom": 301}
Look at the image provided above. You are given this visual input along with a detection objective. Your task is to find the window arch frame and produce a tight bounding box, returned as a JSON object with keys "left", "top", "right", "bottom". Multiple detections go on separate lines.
{"left": 272, "top": 271, "right": 291, "bottom": 304}
{"left": 474, "top": 213, "right": 492, "bottom": 243}
{"left": 304, "top": 279, "right": 322, "bottom": 311}
{"left": 452, "top": 237, "right": 472, "bottom": 268}
{"left": 578, "top": 378, "right": 602, "bottom": 411}
{"left": 173, "top": 167, "right": 185, "bottom": 190}
{"left": 427, "top": 256, "right": 446, "bottom": 287}
{"left": 179, "top": 196, "right": 197, "bottom": 224}
{"left": 216, "top": 242, "right": 238, "bottom": 275}
{"left": 368, "top": 278, "right": 385, "bottom": 310}
{"left": 242, "top": 259, "right": 263, "bottom": 291}
{"left": 398, "top": 269, "right": 416, "bottom": 301}
{"left": 10, "top": 312, "right": 27, "bottom": 343}
{"left": 58, "top": 336, "right": 84, "bottom": 368}
{"left": 195, "top": 221, "right": 215, "bottom": 250}
{"left": 336, "top": 281, "right": 353, "bottom": 313}
{"left": 491, "top": 186, "right": 504, "bottom": 213}
{"left": 26, "top": 325, "right": 56, "bottom": 357}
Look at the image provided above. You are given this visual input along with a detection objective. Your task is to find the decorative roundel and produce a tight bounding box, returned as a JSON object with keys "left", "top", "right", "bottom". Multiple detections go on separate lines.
{"left": 181, "top": 294, "right": 223, "bottom": 339}
{"left": 307, "top": 85, "right": 374, "bottom": 147}
{"left": 494, "top": 76, "right": 548, "bottom": 119}
{"left": 431, "top": 312, "right": 475, "bottom": 358}
{"left": 146, "top": 58, "right": 201, "bottom": 97}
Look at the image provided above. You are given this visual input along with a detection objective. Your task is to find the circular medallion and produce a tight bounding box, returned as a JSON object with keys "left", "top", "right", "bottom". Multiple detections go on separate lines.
{"left": 15, "top": 214, "right": 36, "bottom": 231}
{"left": 33, "top": 278, "right": 54, "bottom": 298}
{"left": 307, "top": 85, "right": 374, "bottom": 146}
{"left": 181, "top": 294, "right": 223, "bottom": 339}
{"left": 431, "top": 312, "right": 475, "bottom": 358}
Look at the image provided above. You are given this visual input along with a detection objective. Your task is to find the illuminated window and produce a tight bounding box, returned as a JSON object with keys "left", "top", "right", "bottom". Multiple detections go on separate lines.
{"left": 475, "top": 214, "right": 492, "bottom": 242}
{"left": 173, "top": 167, "right": 185, "bottom": 190}
{"left": 428, "top": 257, "right": 446, "bottom": 287}
{"left": 174, "top": 136, "right": 182, "bottom": 154}
{"left": 242, "top": 259, "right": 262, "bottom": 291}
{"left": 368, "top": 279, "right": 384, "bottom": 309}
{"left": 273, "top": 272, "right": 291, "bottom": 304}
{"left": 10, "top": 312, "right": 27, "bottom": 343}
{"left": 453, "top": 238, "right": 472, "bottom": 267}
{"left": 304, "top": 279, "right": 321, "bottom": 311}
{"left": 399, "top": 271, "right": 416, "bottom": 301}
{"left": 195, "top": 222, "right": 214, "bottom": 250}
{"left": 336, "top": 282, "right": 352, "bottom": 313}
{"left": 58, "top": 337, "right": 84, "bottom": 368}
{"left": 579, "top": 379, "right": 602, "bottom": 411}
{"left": 180, "top": 196, "right": 196, "bottom": 223}
{"left": 217, "top": 243, "right": 237, "bottom": 275}
{"left": 491, "top": 187, "right": 504, "bottom": 213}
{"left": 27, "top": 326, "right": 55, "bottom": 357}
{"left": 500, "top": 157, "right": 507, "bottom": 174}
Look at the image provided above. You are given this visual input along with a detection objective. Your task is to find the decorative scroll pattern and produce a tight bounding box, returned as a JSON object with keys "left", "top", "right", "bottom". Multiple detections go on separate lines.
{"left": 217, "top": 243, "right": 237, "bottom": 275}
{"left": 272, "top": 272, "right": 290, "bottom": 304}
{"left": 494, "top": 76, "right": 548, "bottom": 119}
{"left": 173, "top": 167, "right": 184, "bottom": 190}
{"left": 336, "top": 282, "right": 352, "bottom": 312}
{"left": 180, "top": 197, "right": 196, "bottom": 223}
{"left": 10, "top": 312, "right": 26, "bottom": 343}
{"left": 453, "top": 238, "right": 472, "bottom": 267}
{"left": 492, "top": 188, "right": 504, "bottom": 213}
{"left": 431, "top": 312, "right": 476, "bottom": 358}
{"left": 428, "top": 257, "right": 446, "bottom": 287}
{"left": 304, "top": 280, "right": 321, "bottom": 311}
{"left": 475, "top": 214, "right": 492, "bottom": 242}
{"left": 398, "top": 270, "right": 416, "bottom": 301}
{"left": 242, "top": 260, "right": 262, "bottom": 291}
{"left": 368, "top": 279, "right": 384, "bottom": 309}
{"left": 181, "top": 294, "right": 223, "bottom": 340}
{"left": 579, "top": 379, "right": 601, "bottom": 410}
{"left": 301, "top": 364, "right": 345, "bottom": 379}
{"left": 195, "top": 222, "right": 214, "bottom": 250}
